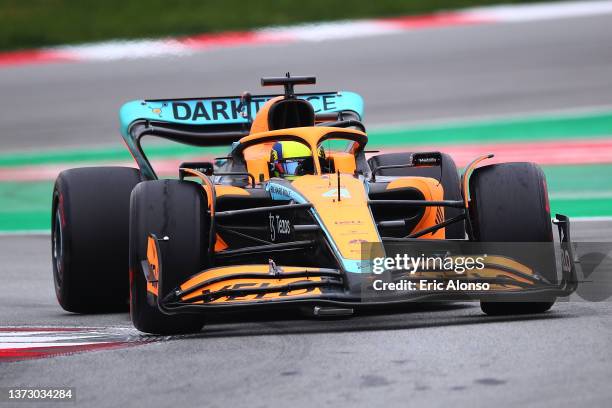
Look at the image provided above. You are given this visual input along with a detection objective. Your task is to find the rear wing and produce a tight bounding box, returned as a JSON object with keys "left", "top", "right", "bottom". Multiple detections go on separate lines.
{"left": 119, "top": 91, "right": 364, "bottom": 180}
{"left": 119, "top": 91, "right": 364, "bottom": 137}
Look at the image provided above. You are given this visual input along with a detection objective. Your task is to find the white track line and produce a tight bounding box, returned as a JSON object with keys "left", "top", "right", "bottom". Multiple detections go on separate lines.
{"left": 0, "top": 230, "right": 51, "bottom": 236}
{"left": 550, "top": 192, "right": 612, "bottom": 200}
{"left": 368, "top": 104, "right": 612, "bottom": 132}
{"left": 466, "top": 0, "right": 612, "bottom": 22}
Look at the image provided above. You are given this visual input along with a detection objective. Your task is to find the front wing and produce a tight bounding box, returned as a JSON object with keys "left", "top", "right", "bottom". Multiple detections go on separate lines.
{"left": 146, "top": 215, "right": 577, "bottom": 314}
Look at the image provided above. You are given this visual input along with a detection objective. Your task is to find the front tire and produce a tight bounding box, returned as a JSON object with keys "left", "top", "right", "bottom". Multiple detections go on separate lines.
{"left": 469, "top": 162, "right": 556, "bottom": 315}
{"left": 129, "top": 180, "right": 209, "bottom": 334}
{"left": 52, "top": 167, "right": 142, "bottom": 313}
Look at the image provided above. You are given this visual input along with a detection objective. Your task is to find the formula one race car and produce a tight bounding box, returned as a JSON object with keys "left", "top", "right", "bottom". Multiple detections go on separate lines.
{"left": 51, "top": 74, "right": 577, "bottom": 334}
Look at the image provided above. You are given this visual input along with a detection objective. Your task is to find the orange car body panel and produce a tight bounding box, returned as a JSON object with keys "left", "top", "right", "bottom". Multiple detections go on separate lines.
{"left": 146, "top": 235, "right": 160, "bottom": 296}
{"left": 179, "top": 264, "right": 323, "bottom": 303}
{"left": 291, "top": 173, "right": 380, "bottom": 261}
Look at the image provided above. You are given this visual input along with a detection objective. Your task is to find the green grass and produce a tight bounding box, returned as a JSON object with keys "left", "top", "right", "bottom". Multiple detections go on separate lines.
{"left": 543, "top": 165, "right": 612, "bottom": 218}
{"left": 0, "top": 181, "right": 51, "bottom": 231}
{"left": 0, "top": 0, "right": 555, "bottom": 51}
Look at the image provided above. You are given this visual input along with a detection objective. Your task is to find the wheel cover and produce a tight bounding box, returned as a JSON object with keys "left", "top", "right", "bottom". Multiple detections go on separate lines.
{"left": 52, "top": 208, "right": 64, "bottom": 287}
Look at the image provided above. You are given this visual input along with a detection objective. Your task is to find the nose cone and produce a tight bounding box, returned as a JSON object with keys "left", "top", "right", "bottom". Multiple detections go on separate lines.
{"left": 290, "top": 174, "right": 381, "bottom": 271}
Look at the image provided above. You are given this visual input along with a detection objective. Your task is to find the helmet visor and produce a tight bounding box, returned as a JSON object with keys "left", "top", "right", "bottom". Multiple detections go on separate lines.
{"left": 278, "top": 158, "right": 309, "bottom": 176}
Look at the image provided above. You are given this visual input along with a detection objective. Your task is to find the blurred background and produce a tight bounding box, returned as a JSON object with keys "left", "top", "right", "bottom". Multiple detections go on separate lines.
{"left": 0, "top": 0, "right": 611, "bottom": 231}
{"left": 0, "top": 0, "right": 551, "bottom": 51}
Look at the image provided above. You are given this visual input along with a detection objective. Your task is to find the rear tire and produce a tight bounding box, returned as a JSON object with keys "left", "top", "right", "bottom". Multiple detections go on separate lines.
{"left": 368, "top": 152, "right": 464, "bottom": 238}
{"left": 52, "top": 167, "right": 142, "bottom": 313}
{"left": 469, "top": 162, "right": 556, "bottom": 315}
{"left": 129, "top": 179, "right": 208, "bottom": 335}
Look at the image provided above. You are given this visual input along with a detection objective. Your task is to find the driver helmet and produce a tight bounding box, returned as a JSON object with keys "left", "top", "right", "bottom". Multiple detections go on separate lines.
{"left": 269, "top": 141, "right": 324, "bottom": 179}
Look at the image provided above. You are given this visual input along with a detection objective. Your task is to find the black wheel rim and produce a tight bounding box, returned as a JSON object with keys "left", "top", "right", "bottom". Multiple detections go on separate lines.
{"left": 52, "top": 208, "right": 64, "bottom": 287}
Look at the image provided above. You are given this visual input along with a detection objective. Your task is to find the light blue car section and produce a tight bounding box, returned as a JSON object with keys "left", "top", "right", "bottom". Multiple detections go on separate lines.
{"left": 119, "top": 92, "right": 364, "bottom": 137}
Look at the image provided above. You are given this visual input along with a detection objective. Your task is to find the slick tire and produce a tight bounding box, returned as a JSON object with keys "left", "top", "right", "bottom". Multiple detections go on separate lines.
{"left": 52, "top": 167, "right": 142, "bottom": 313}
{"left": 367, "top": 152, "right": 464, "bottom": 238}
{"left": 129, "top": 180, "right": 208, "bottom": 335}
{"left": 469, "top": 162, "right": 556, "bottom": 315}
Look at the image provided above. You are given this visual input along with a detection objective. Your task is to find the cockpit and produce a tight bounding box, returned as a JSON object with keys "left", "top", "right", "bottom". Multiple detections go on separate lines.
{"left": 235, "top": 129, "right": 365, "bottom": 183}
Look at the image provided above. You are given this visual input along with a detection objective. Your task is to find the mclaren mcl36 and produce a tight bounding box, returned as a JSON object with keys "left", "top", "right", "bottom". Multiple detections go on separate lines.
{"left": 51, "top": 75, "right": 577, "bottom": 334}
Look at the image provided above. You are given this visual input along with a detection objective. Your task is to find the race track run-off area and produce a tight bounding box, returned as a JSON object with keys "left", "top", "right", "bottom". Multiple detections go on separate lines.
{"left": 1, "top": 1, "right": 612, "bottom": 407}
{"left": 0, "top": 109, "right": 611, "bottom": 232}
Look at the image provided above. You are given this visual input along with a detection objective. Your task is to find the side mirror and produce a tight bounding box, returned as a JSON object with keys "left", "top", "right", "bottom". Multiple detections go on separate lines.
{"left": 411, "top": 152, "right": 442, "bottom": 167}
{"left": 179, "top": 161, "right": 214, "bottom": 177}
{"left": 371, "top": 151, "right": 443, "bottom": 181}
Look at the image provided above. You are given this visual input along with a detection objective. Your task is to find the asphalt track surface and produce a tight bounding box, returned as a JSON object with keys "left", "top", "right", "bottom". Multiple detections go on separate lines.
{"left": 2, "top": 220, "right": 612, "bottom": 407}
{"left": 1, "top": 12, "right": 612, "bottom": 408}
